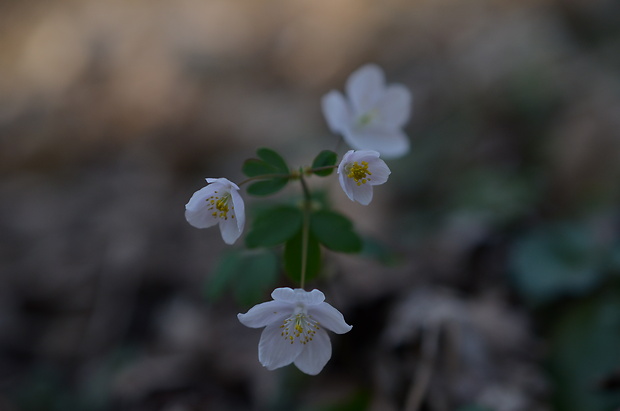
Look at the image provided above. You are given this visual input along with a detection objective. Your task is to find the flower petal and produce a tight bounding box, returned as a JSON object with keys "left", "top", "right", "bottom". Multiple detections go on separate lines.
{"left": 346, "top": 64, "right": 385, "bottom": 115}
{"left": 364, "top": 156, "right": 391, "bottom": 185}
{"left": 237, "top": 300, "right": 291, "bottom": 328}
{"left": 185, "top": 185, "right": 219, "bottom": 229}
{"left": 271, "top": 287, "right": 326, "bottom": 306}
{"left": 308, "top": 302, "right": 353, "bottom": 334}
{"left": 293, "top": 288, "right": 325, "bottom": 306}
{"left": 293, "top": 328, "right": 332, "bottom": 375}
{"left": 271, "top": 287, "right": 296, "bottom": 303}
{"left": 258, "top": 321, "right": 304, "bottom": 370}
{"left": 344, "top": 128, "right": 410, "bottom": 159}
{"left": 321, "top": 90, "right": 350, "bottom": 134}
{"left": 353, "top": 182, "right": 373, "bottom": 205}
{"left": 338, "top": 170, "right": 356, "bottom": 203}
{"left": 219, "top": 213, "right": 242, "bottom": 245}
{"left": 230, "top": 188, "right": 245, "bottom": 233}
{"left": 376, "top": 84, "right": 412, "bottom": 129}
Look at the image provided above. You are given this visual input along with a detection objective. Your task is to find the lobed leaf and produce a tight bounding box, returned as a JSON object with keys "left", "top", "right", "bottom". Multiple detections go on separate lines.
{"left": 242, "top": 158, "right": 278, "bottom": 177}
{"left": 311, "top": 150, "right": 338, "bottom": 177}
{"left": 246, "top": 177, "right": 289, "bottom": 196}
{"left": 310, "top": 209, "right": 362, "bottom": 253}
{"left": 257, "top": 147, "right": 289, "bottom": 174}
{"left": 245, "top": 206, "right": 303, "bottom": 248}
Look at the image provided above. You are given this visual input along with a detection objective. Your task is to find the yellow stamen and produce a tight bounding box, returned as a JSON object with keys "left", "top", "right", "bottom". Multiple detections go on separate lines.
{"left": 346, "top": 161, "right": 372, "bottom": 186}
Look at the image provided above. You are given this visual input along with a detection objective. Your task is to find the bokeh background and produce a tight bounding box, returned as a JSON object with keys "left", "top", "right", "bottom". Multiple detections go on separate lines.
{"left": 2, "top": 0, "right": 620, "bottom": 410}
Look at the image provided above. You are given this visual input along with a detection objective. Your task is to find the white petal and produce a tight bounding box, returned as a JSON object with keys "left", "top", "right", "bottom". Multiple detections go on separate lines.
{"left": 219, "top": 216, "right": 242, "bottom": 245}
{"left": 346, "top": 64, "right": 385, "bottom": 115}
{"left": 360, "top": 155, "right": 390, "bottom": 185}
{"left": 271, "top": 288, "right": 326, "bottom": 306}
{"left": 271, "top": 287, "right": 296, "bottom": 303}
{"left": 293, "top": 288, "right": 325, "bottom": 306}
{"left": 338, "top": 170, "right": 356, "bottom": 202}
{"left": 206, "top": 178, "right": 240, "bottom": 190}
{"left": 352, "top": 183, "right": 373, "bottom": 205}
{"left": 308, "top": 302, "right": 353, "bottom": 334}
{"left": 376, "top": 84, "right": 412, "bottom": 129}
{"left": 237, "top": 300, "right": 291, "bottom": 328}
{"left": 321, "top": 91, "right": 350, "bottom": 134}
{"left": 258, "top": 321, "right": 304, "bottom": 370}
{"left": 185, "top": 186, "right": 219, "bottom": 229}
{"left": 293, "top": 328, "right": 332, "bottom": 375}
{"left": 345, "top": 129, "right": 410, "bottom": 159}
{"left": 230, "top": 188, "right": 245, "bottom": 233}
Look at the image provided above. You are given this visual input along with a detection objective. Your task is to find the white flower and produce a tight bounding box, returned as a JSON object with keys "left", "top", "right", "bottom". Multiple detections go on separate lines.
{"left": 237, "top": 287, "right": 352, "bottom": 375}
{"left": 185, "top": 178, "right": 245, "bottom": 245}
{"left": 321, "top": 64, "right": 412, "bottom": 158}
{"left": 337, "top": 150, "right": 391, "bottom": 205}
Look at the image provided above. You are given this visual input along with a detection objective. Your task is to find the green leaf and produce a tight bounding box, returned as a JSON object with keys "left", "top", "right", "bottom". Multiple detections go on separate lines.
{"left": 509, "top": 222, "right": 603, "bottom": 306}
{"left": 311, "top": 150, "right": 338, "bottom": 177}
{"left": 205, "top": 251, "right": 244, "bottom": 301}
{"left": 547, "top": 288, "right": 620, "bottom": 411}
{"left": 204, "top": 250, "right": 279, "bottom": 306}
{"left": 257, "top": 147, "right": 289, "bottom": 173}
{"left": 284, "top": 228, "right": 321, "bottom": 283}
{"left": 245, "top": 206, "right": 303, "bottom": 248}
{"left": 310, "top": 210, "right": 362, "bottom": 253}
{"left": 234, "top": 251, "right": 279, "bottom": 306}
{"left": 360, "top": 237, "right": 401, "bottom": 266}
{"left": 247, "top": 177, "right": 289, "bottom": 196}
{"left": 242, "top": 158, "right": 278, "bottom": 177}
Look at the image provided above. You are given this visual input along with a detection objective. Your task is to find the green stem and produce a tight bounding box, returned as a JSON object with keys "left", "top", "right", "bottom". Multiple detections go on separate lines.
{"left": 299, "top": 173, "right": 312, "bottom": 289}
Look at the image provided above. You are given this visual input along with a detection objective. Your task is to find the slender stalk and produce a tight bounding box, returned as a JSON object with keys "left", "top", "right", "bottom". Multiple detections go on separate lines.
{"left": 298, "top": 173, "right": 312, "bottom": 289}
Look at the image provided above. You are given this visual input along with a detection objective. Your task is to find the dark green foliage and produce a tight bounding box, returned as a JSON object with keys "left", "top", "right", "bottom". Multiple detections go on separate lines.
{"left": 311, "top": 150, "right": 338, "bottom": 176}
{"left": 547, "top": 288, "right": 620, "bottom": 411}
{"left": 509, "top": 222, "right": 604, "bottom": 306}
{"left": 245, "top": 206, "right": 303, "bottom": 248}
{"left": 246, "top": 177, "right": 290, "bottom": 196}
{"left": 284, "top": 228, "right": 321, "bottom": 283}
{"left": 242, "top": 147, "right": 290, "bottom": 196}
{"left": 310, "top": 209, "right": 362, "bottom": 253}
{"left": 206, "top": 249, "right": 279, "bottom": 306}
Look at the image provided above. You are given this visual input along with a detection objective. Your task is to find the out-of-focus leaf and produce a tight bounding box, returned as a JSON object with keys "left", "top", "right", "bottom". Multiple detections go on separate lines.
{"left": 205, "top": 249, "right": 279, "bottom": 306}
{"left": 547, "top": 288, "right": 620, "bottom": 411}
{"left": 284, "top": 228, "right": 321, "bottom": 283}
{"left": 311, "top": 150, "right": 338, "bottom": 177}
{"left": 509, "top": 222, "right": 603, "bottom": 305}
{"left": 257, "top": 147, "right": 289, "bottom": 174}
{"left": 234, "top": 251, "right": 279, "bottom": 306}
{"left": 360, "top": 237, "right": 401, "bottom": 266}
{"left": 455, "top": 406, "right": 493, "bottom": 411}
{"left": 206, "top": 251, "right": 244, "bottom": 301}
{"left": 242, "top": 148, "right": 290, "bottom": 195}
{"left": 310, "top": 210, "right": 362, "bottom": 253}
{"left": 247, "top": 177, "right": 289, "bottom": 196}
{"left": 451, "top": 168, "right": 539, "bottom": 225}
{"left": 242, "top": 158, "right": 278, "bottom": 177}
{"left": 245, "top": 206, "right": 303, "bottom": 248}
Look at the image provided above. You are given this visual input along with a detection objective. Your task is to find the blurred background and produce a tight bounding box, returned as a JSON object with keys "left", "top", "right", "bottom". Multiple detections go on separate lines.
{"left": 1, "top": 0, "right": 620, "bottom": 410}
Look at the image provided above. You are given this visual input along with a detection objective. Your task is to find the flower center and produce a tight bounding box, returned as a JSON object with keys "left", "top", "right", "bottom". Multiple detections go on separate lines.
{"left": 280, "top": 312, "right": 320, "bottom": 345}
{"left": 206, "top": 192, "right": 235, "bottom": 220}
{"left": 357, "top": 109, "right": 378, "bottom": 127}
{"left": 346, "top": 161, "right": 372, "bottom": 186}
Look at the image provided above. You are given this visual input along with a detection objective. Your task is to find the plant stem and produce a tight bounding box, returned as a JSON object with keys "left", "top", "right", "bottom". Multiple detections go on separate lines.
{"left": 299, "top": 173, "right": 312, "bottom": 289}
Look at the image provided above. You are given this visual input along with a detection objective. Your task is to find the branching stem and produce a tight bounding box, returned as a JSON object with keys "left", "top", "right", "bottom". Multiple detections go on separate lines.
{"left": 299, "top": 172, "right": 312, "bottom": 289}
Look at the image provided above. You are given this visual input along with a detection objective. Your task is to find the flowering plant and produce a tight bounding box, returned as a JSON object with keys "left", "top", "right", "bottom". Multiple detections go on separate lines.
{"left": 185, "top": 64, "right": 411, "bottom": 375}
